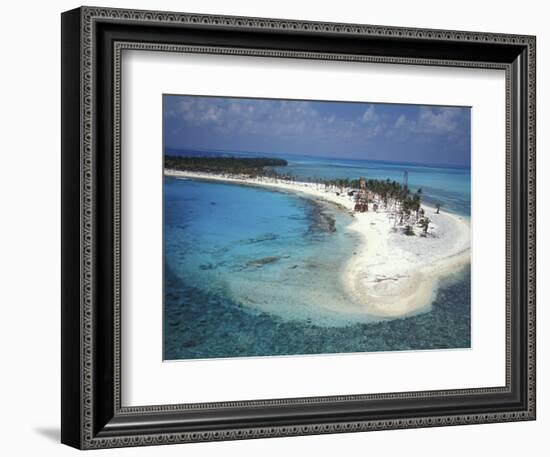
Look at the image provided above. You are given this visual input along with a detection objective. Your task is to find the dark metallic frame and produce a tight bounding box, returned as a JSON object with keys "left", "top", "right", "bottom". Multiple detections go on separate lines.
{"left": 61, "top": 6, "right": 536, "bottom": 449}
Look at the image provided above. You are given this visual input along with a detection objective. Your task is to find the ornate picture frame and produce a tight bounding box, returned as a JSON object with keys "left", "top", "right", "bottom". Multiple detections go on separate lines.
{"left": 61, "top": 6, "right": 536, "bottom": 449}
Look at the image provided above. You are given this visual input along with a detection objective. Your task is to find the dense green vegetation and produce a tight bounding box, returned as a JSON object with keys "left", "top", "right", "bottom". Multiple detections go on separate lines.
{"left": 165, "top": 155, "right": 287, "bottom": 176}
{"left": 296, "top": 177, "right": 427, "bottom": 234}
{"left": 286, "top": 177, "right": 423, "bottom": 218}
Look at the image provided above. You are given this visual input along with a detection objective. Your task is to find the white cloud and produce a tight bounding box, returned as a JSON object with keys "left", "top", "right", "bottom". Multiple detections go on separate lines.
{"left": 168, "top": 98, "right": 388, "bottom": 143}
{"left": 361, "top": 105, "right": 377, "bottom": 123}
{"left": 167, "top": 98, "right": 471, "bottom": 149}
{"left": 392, "top": 107, "right": 460, "bottom": 135}
{"left": 395, "top": 114, "right": 408, "bottom": 129}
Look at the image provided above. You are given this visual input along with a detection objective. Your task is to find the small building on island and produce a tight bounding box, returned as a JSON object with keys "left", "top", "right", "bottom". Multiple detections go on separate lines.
{"left": 354, "top": 177, "right": 369, "bottom": 212}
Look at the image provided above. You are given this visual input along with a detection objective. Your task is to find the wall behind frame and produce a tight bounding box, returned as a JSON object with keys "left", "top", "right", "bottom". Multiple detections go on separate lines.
{"left": 0, "top": 0, "right": 544, "bottom": 456}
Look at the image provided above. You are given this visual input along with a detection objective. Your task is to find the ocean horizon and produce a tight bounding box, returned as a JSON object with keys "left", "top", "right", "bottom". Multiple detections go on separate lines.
{"left": 165, "top": 146, "right": 471, "bottom": 169}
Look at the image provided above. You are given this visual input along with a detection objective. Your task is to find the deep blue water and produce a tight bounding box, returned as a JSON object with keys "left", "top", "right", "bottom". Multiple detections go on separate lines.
{"left": 164, "top": 154, "right": 471, "bottom": 360}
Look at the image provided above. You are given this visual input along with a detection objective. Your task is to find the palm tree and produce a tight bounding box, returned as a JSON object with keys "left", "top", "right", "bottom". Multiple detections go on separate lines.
{"left": 412, "top": 194, "right": 421, "bottom": 220}
{"left": 419, "top": 217, "right": 430, "bottom": 236}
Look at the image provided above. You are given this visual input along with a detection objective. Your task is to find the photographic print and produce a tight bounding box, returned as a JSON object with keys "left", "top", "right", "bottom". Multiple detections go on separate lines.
{"left": 163, "top": 95, "right": 471, "bottom": 360}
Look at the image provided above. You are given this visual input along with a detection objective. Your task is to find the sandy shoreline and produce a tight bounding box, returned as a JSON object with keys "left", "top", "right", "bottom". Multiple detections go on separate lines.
{"left": 165, "top": 169, "right": 471, "bottom": 320}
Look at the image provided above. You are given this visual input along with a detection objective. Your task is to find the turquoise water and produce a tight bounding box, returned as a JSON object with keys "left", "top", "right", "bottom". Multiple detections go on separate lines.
{"left": 164, "top": 155, "right": 471, "bottom": 360}
{"left": 273, "top": 154, "right": 470, "bottom": 216}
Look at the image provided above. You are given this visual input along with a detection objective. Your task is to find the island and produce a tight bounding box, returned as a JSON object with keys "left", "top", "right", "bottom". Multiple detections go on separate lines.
{"left": 164, "top": 155, "right": 470, "bottom": 319}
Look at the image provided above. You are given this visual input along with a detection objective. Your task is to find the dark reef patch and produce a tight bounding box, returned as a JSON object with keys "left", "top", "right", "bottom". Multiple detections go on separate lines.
{"left": 300, "top": 198, "right": 337, "bottom": 238}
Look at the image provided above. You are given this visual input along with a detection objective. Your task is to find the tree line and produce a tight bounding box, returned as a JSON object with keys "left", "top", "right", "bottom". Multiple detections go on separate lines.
{"left": 164, "top": 155, "right": 288, "bottom": 176}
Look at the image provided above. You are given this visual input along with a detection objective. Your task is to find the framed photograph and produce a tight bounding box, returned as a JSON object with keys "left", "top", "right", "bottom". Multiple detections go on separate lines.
{"left": 61, "top": 6, "right": 536, "bottom": 449}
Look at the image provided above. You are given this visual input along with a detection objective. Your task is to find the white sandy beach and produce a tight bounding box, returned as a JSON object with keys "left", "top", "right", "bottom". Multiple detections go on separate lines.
{"left": 165, "top": 169, "right": 471, "bottom": 320}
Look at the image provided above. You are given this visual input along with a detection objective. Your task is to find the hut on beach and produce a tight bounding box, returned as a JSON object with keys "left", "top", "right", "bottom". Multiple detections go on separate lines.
{"left": 354, "top": 177, "right": 369, "bottom": 212}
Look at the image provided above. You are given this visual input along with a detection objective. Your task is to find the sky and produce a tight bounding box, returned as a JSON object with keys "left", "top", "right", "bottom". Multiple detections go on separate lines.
{"left": 163, "top": 95, "right": 471, "bottom": 168}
